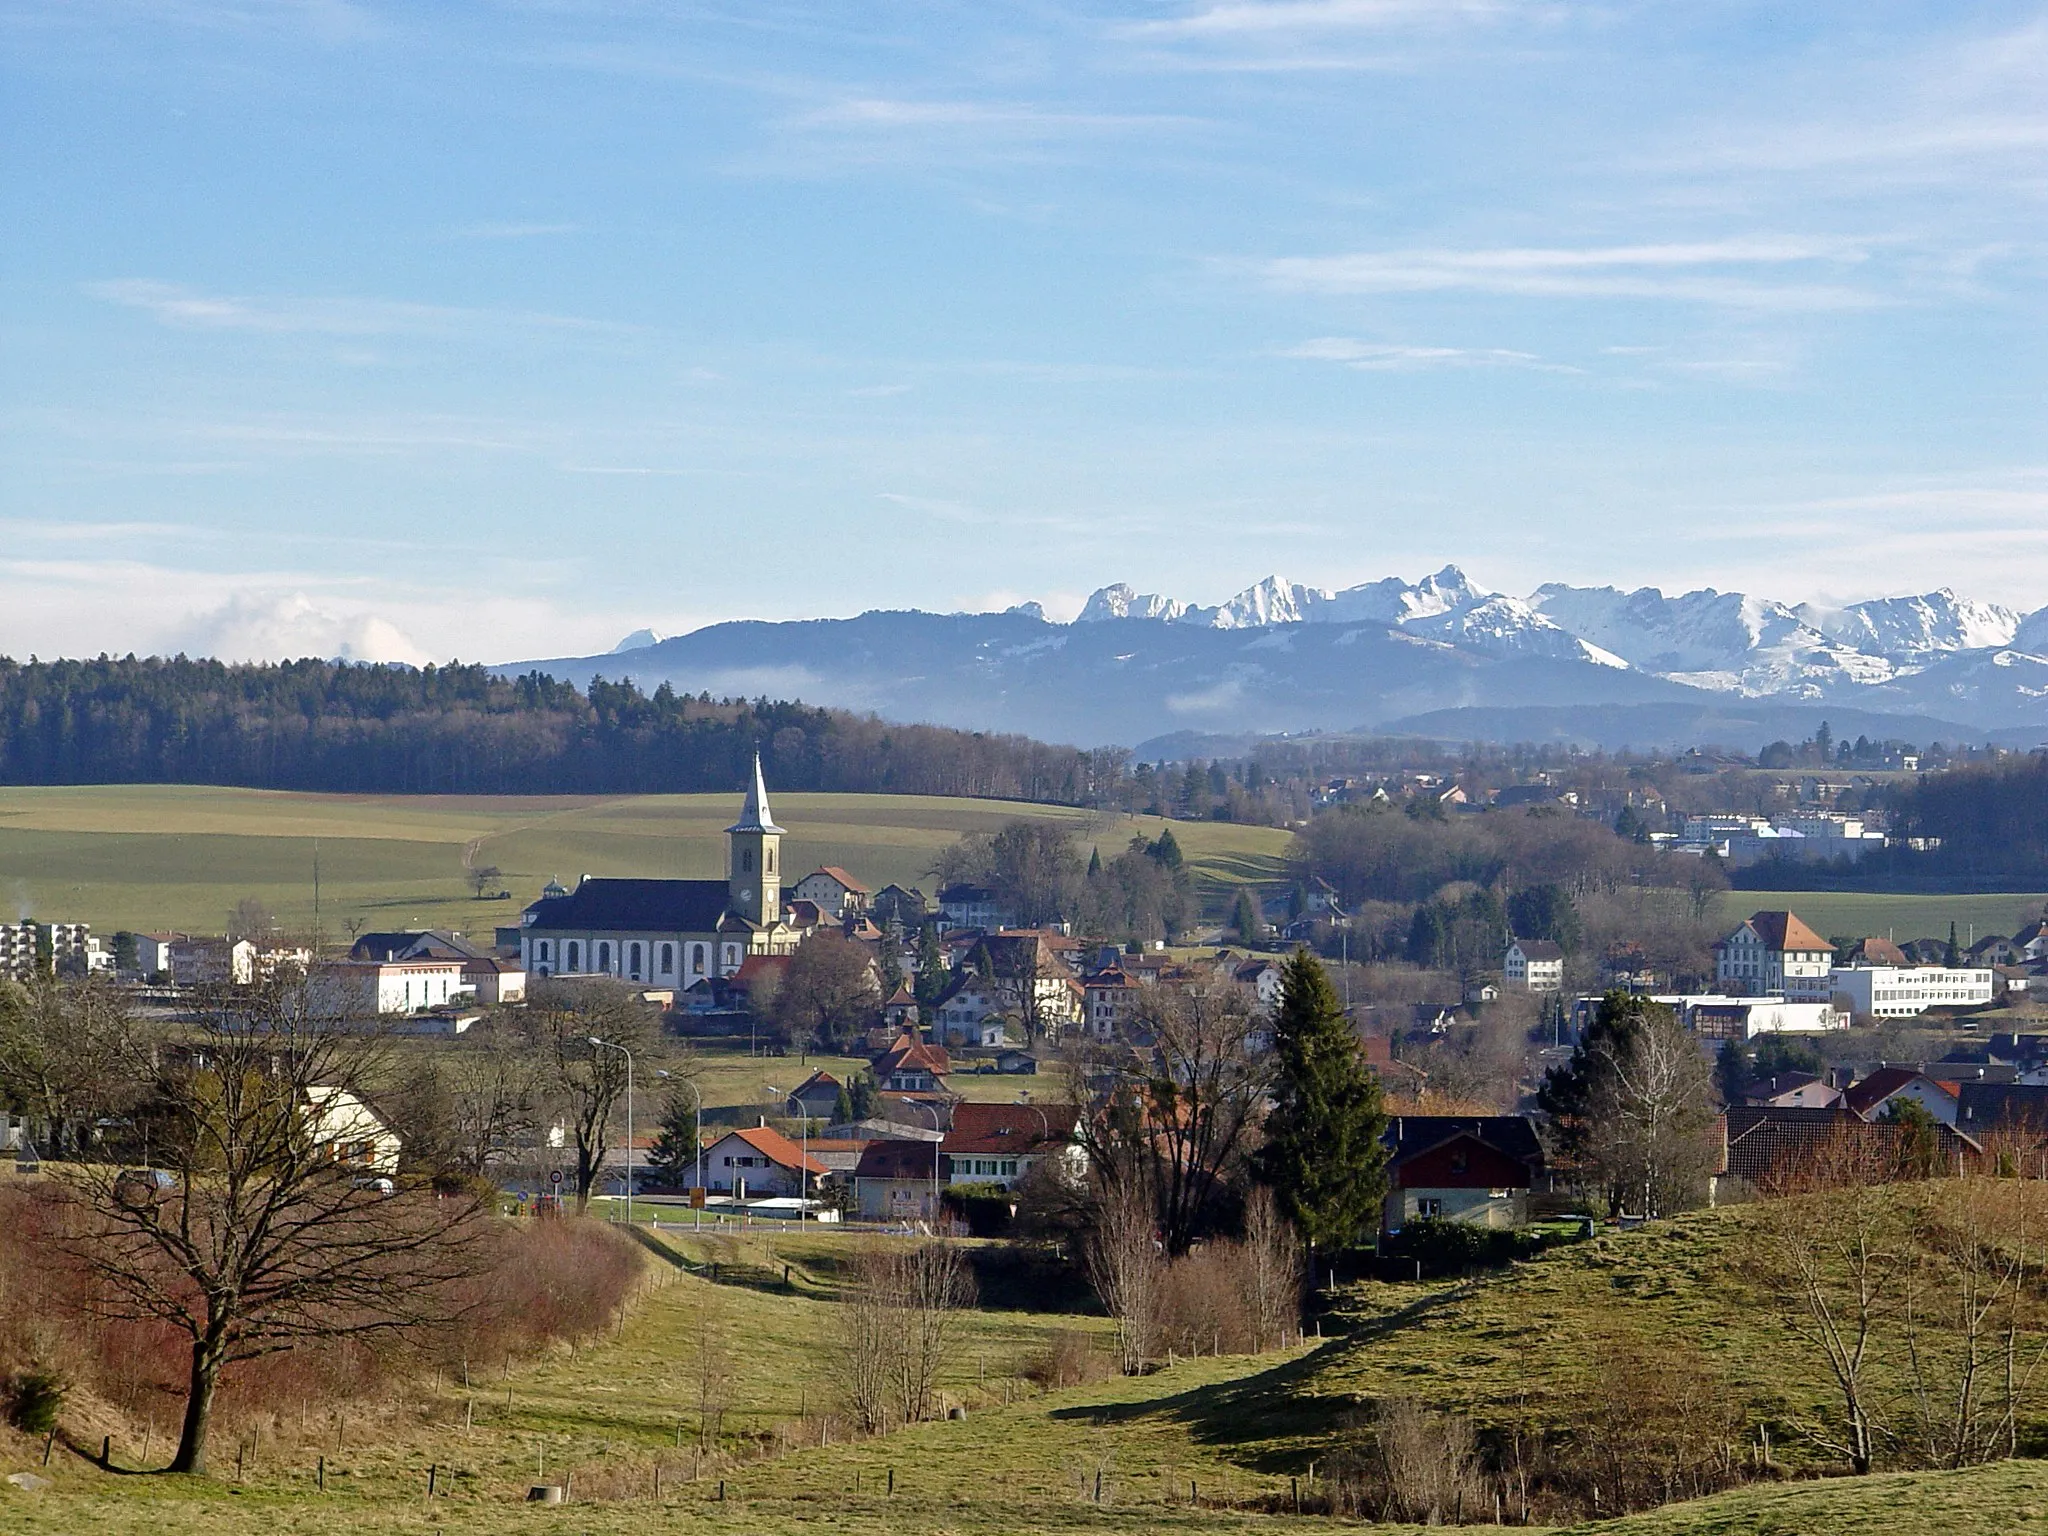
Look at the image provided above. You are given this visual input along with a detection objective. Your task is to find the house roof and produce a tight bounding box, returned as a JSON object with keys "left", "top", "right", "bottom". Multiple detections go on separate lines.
{"left": 718, "top": 1124, "right": 827, "bottom": 1176}
{"left": 805, "top": 867, "right": 871, "bottom": 894}
{"left": 524, "top": 877, "right": 734, "bottom": 934}
{"left": 1722, "top": 1104, "right": 1980, "bottom": 1184}
{"left": 785, "top": 899, "right": 826, "bottom": 927}
{"left": 1849, "top": 936, "right": 1911, "bottom": 967}
{"left": 1956, "top": 1082, "right": 2048, "bottom": 1132}
{"left": 792, "top": 1069, "right": 841, "bottom": 1095}
{"left": 853, "top": 1139, "right": 942, "bottom": 1180}
{"left": 1382, "top": 1115, "right": 1543, "bottom": 1170}
{"left": 1744, "top": 1071, "right": 1829, "bottom": 1104}
{"left": 1739, "top": 910, "right": 1832, "bottom": 954}
{"left": 1510, "top": 939, "right": 1565, "bottom": 962}
{"left": 942, "top": 1101, "right": 1079, "bottom": 1155}
{"left": 873, "top": 1032, "right": 951, "bottom": 1077}
{"left": 350, "top": 929, "right": 494, "bottom": 964}
{"left": 1843, "top": 1066, "right": 1951, "bottom": 1119}
{"left": 883, "top": 983, "right": 917, "bottom": 1007}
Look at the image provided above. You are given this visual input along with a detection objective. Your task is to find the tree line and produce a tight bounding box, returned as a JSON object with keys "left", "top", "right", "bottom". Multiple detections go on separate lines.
{"left": 0, "top": 656, "right": 1120, "bottom": 800}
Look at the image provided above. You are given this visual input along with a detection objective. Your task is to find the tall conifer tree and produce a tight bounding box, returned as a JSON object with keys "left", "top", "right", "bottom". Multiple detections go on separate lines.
{"left": 1255, "top": 948, "right": 1387, "bottom": 1249}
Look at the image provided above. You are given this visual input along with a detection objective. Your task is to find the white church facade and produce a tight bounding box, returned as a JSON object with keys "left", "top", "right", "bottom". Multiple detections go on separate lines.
{"left": 519, "top": 756, "right": 801, "bottom": 987}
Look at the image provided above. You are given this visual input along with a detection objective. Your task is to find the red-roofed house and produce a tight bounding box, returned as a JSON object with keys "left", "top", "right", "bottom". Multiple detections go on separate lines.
{"left": 700, "top": 1123, "right": 830, "bottom": 1199}
{"left": 1715, "top": 910, "right": 1836, "bottom": 1001}
{"left": 941, "top": 1101, "right": 1082, "bottom": 1192}
{"left": 1844, "top": 1067, "right": 1961, "bottom": 1127}
{"left": 872, "top": 1032, "right": 952, "bottom": 1092}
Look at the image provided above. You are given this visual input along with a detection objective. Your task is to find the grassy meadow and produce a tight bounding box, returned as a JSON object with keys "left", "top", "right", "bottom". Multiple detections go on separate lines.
{"left": 7, "top": 1212, "right": 2048, "bottom": 1535}
{"left": 0, "top": 786, "right": 1291, "bottom": 939}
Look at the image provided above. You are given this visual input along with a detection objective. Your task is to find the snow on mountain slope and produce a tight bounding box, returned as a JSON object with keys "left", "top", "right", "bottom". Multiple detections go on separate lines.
{"left": 1526, "top": 583, "right": 1897, "bottom": 695}
{"left": 2012, "top": 605, "right": 2048, "bottom": 656}
{"left": 1077, "top": 584, "right": 1191, "bottom": 623}
{"left": 1406, "top": 593, "right": 1629, "bottom": 667}
{"left": 1810, "top": 589, "right": 2021, "bottom": 658}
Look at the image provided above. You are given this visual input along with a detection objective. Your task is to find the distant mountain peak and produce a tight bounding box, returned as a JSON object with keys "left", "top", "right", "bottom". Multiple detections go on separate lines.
{"left": 611, "top": 628, "right": 664, "bottom": 653}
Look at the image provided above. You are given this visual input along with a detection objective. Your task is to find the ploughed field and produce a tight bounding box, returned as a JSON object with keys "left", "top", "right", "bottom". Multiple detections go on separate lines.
{"left": 0, "top": 785, "right": 1290, "bottom": 938}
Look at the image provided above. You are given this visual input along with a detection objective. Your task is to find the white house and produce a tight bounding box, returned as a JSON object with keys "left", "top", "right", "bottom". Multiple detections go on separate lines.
{"left": 937, "top": 884, "right": 1012, "bottom": 931}
{"left": 132, "top": 932, "right": 181, "bottom": 979}
{"left": 315, "top": 958, "right": 468, "bottom": 1015}
{"left": 931, "top": 978, "right": 1008, "bottom": 1047}
{"left": 700, "top": 1124, "right": 828, "bottom": 1199}
{"left": 792, "top": 867, "right": 871, "bottom": 919}
{"left": 1828, "top": 965, "right": 1997, "bottom": 1020}
{"left": 303, "top": 1087, "right": 401, "bottom": 1174}
{"left": 1504, "top": 939, "right": 1565, "bottom": 993}
{"left": 940, "top": 1102, "right": 1083, "bottom": 1192}
{"left": 1714, "top": 911, "right": 1835, "bottom": 1001}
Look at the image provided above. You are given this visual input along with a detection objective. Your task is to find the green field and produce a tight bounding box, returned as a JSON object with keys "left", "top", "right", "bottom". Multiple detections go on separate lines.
{"left": 1714, "top": 889, "right": 2048, "bottom": 945}
{"left": 7, "top": 1214, "right": 2048, "bottom": 1535}
{"left": 0, "top": 786, "right": 1291, "bottom": 939}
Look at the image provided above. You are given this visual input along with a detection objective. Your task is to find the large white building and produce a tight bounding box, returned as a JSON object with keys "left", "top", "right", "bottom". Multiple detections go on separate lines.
{"left": 519, "top": 758, "right": 801, "bottom": 987}
{"left": 1504, "top": 938, "right": 1566, "bottom": 993}
{"left": 1715, "top": 911, "right": 1836, "bottom": 1001}
{"left": 315, "top": 957, "right": 469, "bottom": 1015}
{"left": 1828, "top": 965, "right": 1997, "bottom": 1020}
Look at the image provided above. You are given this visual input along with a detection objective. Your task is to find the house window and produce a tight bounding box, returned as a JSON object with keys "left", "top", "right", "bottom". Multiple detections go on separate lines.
{"left": 692, "top": 943, "right": 706, "bottom": 973}
{"left": 628, "top": 942, "right": 643, "bottom": 980}
{"left": 1416, "top": 1198, "right": 1443, "bottom": 1218}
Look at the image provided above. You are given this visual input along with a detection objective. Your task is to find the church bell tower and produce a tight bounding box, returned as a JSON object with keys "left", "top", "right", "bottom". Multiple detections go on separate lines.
{"left": 726, "top": 754, "right": 783, "bottom": 926}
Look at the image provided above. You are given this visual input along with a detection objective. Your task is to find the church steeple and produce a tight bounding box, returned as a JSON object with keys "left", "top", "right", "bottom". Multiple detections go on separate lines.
{"left": 726, "top": 753, "right": 783, "bottom": 925}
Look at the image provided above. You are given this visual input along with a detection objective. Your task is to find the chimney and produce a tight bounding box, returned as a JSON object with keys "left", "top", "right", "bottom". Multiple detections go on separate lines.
{"left": 759, "top": 1115, "right": 767, "bottom": 1129}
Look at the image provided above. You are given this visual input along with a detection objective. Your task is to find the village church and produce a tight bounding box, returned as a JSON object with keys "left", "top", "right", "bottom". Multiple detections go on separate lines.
{"left": 519, "top": 756, "right": 801, "bottom": 987}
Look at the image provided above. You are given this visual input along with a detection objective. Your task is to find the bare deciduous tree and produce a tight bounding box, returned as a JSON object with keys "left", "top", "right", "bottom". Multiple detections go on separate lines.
{"left": 1739, "top": 1164, "right": 1910, "bottom": 1474}
{"left": 521, "top": 978, "right": 659, "bottom": 1211}
{"left": 1085, "top": 1173, "right": 1161, "bottom": 1375}
{"left": 62, "top": 982, "right": 489, "bottom": 1474}
{"left": 1374, "top": 1399, "right": 1486, "bottom": 1524}
{"left": 1241, "top": 1185, "right": 1306, "bottom": 1350}
{"left": 833, "top": 1241, "right": 977, "bottom": 1433}
{"left": 0, "top": 975, "right": 135, "bottom": 1156}
{"left": 1901, "top": 1177, "right": 2048, "bottom": 1468}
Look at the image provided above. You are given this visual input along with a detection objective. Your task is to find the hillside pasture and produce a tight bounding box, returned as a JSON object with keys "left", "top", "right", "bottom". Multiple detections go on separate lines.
{"left": 0, "top": 786, "right": 1289, "bottom": 938}
{"left": 1713, "top": 888, "right": 2047, "bottom": 947}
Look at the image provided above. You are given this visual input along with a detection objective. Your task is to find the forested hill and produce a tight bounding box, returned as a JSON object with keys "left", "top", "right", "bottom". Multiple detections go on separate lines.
{"left": 0, "top": 657, "right": 1118, "bottom": 800}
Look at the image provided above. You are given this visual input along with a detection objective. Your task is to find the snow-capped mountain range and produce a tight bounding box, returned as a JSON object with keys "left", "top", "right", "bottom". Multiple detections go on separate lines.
{"left": 1078, "top": 568, "right": 2043, "bottom": 699}
{"left": 511, "top": 568, "right": 2048, "bottom": 753}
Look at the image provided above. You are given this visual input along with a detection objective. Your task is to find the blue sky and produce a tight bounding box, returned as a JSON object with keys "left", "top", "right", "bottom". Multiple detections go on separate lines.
{"left": 3, "top": 0, "right": 2044, "bottom": 663}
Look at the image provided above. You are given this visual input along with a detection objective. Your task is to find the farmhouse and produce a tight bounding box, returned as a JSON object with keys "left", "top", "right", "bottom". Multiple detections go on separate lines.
{"left": 1503, "top": 939, "right": 1565, "bottom": 993}
{"left": 1381, "top": 1115, "right": 1546, "bottom": 1231}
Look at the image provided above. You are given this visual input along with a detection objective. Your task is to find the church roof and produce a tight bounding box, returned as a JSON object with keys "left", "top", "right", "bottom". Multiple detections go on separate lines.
{"left": 726, "top": 753, "right": 785, "bottom": 835}
{"left": 524, "top": 877, "right": 733, "bottom": 934}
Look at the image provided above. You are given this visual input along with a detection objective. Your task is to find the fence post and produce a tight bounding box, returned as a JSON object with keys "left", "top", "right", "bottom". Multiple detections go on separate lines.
{"left": 888, "top": 1467, "right": 895, "bottom": 1495}
{"left": 318, "top": 1455, "right": 326, "bottom": 1492}
{"left": 428, "top": 1464, "right": 438, "bottom": 1498}
{"left": 102, "top": 1434, "right": 112, "bottom": 1469}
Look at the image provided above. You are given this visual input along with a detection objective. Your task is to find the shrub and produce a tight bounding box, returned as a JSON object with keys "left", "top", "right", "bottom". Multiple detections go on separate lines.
{"left": 1020, "top": 1329, "right": 1111, "bottom": 1390}
{"left": 4, "top": 1370, "right": 64, "bottom": 1435}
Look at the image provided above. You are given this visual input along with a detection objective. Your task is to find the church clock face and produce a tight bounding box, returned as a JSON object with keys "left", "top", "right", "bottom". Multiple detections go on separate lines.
{"left": 740, "top": 887, "right": 755, "bottom": 903}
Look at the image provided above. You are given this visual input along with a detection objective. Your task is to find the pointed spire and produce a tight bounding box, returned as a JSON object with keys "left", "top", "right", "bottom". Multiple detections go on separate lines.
{"left": 726, "top": 752, "right": 784, "bottom": 834}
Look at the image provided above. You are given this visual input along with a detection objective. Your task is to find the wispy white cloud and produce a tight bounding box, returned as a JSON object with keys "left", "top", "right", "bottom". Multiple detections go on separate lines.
{"left": 1280, "top": 337, "right": 1571, "bottom": 371}
{"left": 84, "top": 279, "right": 630, "bottom": 338}
{"left": 1256, "top": 239, "right": 1881, "bottom": 310}
{"left": 1131, "top": 0, "right": 1516, "bottom": 38}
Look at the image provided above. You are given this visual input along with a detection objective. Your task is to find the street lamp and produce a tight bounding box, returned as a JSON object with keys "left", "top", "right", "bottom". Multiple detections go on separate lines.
{"left": 904, "top": 1098, "right": 947, "bottom": 1230}
{"left": 588, "top": 1037, "right": 634, "bottom": 1228}
{"left": 658, "top": 1069, "right": 706, "bottom": 1231}
{"left": 765, "top": 1083, "right": 809, "bottom": 1226}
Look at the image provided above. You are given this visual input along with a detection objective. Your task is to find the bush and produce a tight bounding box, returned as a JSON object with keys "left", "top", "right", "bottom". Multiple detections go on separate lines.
{"left": 1381, "top": 1217, "right": 1582, "bottom": 1277}
{"left": 943, "top": 1183, "right": 1016, "bottom": 1240}
{"left": 4, "top": 1370, "right": 64, "bottom": 1435}
{"left": 1020, "top": 1329, "right": 1111, "bottom": 1390}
